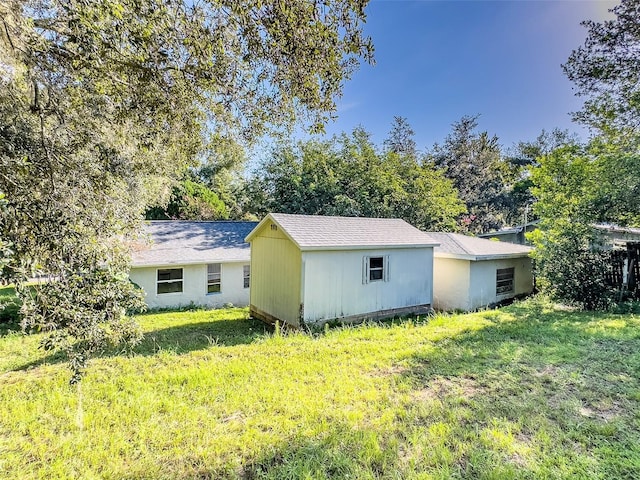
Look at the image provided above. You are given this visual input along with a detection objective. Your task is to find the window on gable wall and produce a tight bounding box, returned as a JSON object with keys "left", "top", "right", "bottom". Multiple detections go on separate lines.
{"left": 363, "top": 256, "right": 389, "bottom": 283}
{"left": 207, "top": 263, "right": 221, "bottom": 293}
{"left": 496, "top": 267, "right": 515, "bottom": 295}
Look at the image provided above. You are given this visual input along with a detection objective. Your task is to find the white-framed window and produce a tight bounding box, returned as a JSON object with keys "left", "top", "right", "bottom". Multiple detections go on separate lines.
{"left": 207, "top": 263, "right": 221, "bottom": 294}
{"left": 496, "top": 267, "right": 515, "bottom": 295}
{"left": 363, "top": 256, "right": 389, "bottom": 283}
{"left": 243, "top": 265, "right": 250, "bottom": 289}
{"left": 157, "top": 268, "right": 183, "bottom": 294}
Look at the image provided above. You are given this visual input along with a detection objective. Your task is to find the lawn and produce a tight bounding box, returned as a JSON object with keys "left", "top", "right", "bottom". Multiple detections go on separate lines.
{"left": 1, "top": 296, "right": 640, "bottom": 479}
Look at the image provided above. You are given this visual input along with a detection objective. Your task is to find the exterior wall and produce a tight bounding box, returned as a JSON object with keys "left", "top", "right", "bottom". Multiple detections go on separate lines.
{"left": 300, "top": 247, "right": 433, "bottom": 324}
{"left": 468, "top": 257, "right": 533, "bottom": 310}
{"left": 129, "top": 262, "right": 250, "bottom": 309}
{"left": 433, "top": 257, "right": 471, "bottom": 312}
{"left": 249, "top": 221, "right": 302, "bottom": 326}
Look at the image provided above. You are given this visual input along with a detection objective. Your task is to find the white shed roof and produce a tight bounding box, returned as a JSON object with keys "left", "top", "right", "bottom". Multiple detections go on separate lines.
{"left": 246, "top": 213, "right": 438, "bottom": 251}
{"left": 428, "top": 232, "right": 532, "bottom": 260}
{"left": 131, "top": 221, "right": 257, "bottom": 267}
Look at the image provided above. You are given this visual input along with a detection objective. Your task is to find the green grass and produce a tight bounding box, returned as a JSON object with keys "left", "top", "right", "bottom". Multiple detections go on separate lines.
{"left": 2, "top": 295, "right": 640, "bottom": 479}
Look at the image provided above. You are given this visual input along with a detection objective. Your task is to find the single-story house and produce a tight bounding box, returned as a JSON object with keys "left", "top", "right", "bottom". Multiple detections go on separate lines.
{"left": 130, "top": 221, "right": 257, "bottom": 309}
{"left": 429, "top": 232, "right": 534, "bottom": 312}
{"left": 245, "top": 213, "right": 439, "bottom": 327}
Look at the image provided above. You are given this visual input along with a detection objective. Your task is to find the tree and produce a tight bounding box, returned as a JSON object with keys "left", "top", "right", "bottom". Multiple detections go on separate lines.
{"left": 146, "top": 178, "right": 229, "bottom": 221}
{"left": 429, "top": 115, "right": 507, "bottom": 233}
{"left": 0, "top": 0, "right": 374, "bottom": 380}
{"left": 502, "top": 128, "right": 579, "bottom": 226}
{"left": 563, "top": 0, "right": 640, "bottom": 140}
{"left": 530, "top": 0, "right": 640, "bottom": 309}
{"left": 383, "top": 116, "right": 417, "bottom": 157}
{"left": 529, "top": 146, "right": 619, "bottom": 309}
{"left": 247, "top": 127, "right": 465, "bottom": 231}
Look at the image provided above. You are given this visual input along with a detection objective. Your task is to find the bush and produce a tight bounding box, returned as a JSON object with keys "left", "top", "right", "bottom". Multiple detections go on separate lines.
{"left": 531, "top": 226, "right": 618, "bottom": 310}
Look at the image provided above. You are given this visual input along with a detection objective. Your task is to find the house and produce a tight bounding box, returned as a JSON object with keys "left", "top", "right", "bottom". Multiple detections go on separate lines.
{"left": 130, "top": 221, "right": 257, "bottom": 309}
{"left": 245, "top": 213, "right": 438, "bottom": 327}
{"left": 592, "top": 224, "right": 640, "bottom": 250}
{"left": 429, "top": 232, "right": 533, "bottom": 312}
{"left": 477, "top": 220, "right": 540, "bottom": 245}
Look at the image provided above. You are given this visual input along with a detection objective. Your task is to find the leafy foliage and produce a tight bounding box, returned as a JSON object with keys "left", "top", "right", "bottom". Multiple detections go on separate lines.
{"left": 530, "top": 2, "right": 640, "bottom": 309}
{"left": 529, "top": 144, "right": 640, "bottom": 309}
{"left": 563, "top": 0, "right": 640, "bottom": 140}
{"left": 0, "top": 0, "right": 373, "bottom": 380}
{"left": 429, "top": 115, "right": 508, "bottom": 233}
{"left": 248, "top": 127, "right": 465, "bottom": 231}
{"left": 146, "top": 178, "right": 229, "bottom": 221}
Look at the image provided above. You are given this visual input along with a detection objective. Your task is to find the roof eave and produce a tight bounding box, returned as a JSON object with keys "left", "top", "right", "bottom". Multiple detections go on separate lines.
{"left": 435, "top": 251, "right": 532, "bottom": 261}
{"left": 299, "top": 243, "right": 439, "bottom": 252}
{"left": 131, "top": 258, "right": 250, "bottom": 268}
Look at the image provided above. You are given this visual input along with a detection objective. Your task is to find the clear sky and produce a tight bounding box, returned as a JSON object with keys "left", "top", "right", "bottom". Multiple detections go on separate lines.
{"left": 305, "top": 0, "right": 618, "bottom": 153}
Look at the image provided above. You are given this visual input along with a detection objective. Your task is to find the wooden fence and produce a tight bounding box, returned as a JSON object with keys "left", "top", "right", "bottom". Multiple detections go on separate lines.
{"left": 605, "top": 243, "right": 640, "bottom": 299}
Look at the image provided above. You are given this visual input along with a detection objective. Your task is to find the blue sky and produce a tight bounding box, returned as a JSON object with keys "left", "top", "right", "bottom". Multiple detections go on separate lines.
{"left": 305, "top": 0, "right": 617, "bottom": 153}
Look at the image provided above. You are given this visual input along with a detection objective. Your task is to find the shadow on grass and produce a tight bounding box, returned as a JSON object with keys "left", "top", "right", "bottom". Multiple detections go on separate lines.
{"left": 400, "top": 301, "right": 640, "bottom": 478}
{"left": 134, "top": 316, "right": 271, "bottom": 354}
{"left": 10, "top": 312, "right": 272, "bottom": 372}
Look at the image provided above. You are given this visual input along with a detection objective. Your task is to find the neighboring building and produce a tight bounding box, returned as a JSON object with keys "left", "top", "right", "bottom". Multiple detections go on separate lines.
{"left": 478, "top": 220, "right": 540, "bottom": 245}
{"left": 245, "top": 213, "right": 438, "bottom": 327}
{"left": 592, "top": 224, "right": 640, "bottom": 250}
{"left": 429, "top": 232, "right": 534, "bottom": 312}
{"left": 130, "top": 221, "right": 257, "bottom": 309}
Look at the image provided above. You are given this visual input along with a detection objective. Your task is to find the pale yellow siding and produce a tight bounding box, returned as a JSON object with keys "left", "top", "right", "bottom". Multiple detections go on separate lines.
{"left": 249, "top": 221, "right": 302, "bottom": 326}
{"left": 433, "top": 257, "right": 471, "bottom": 311}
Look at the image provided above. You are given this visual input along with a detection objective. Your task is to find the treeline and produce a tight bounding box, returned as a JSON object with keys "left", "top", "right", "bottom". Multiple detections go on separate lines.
{"left": 149, "top": 115, "right": 575, "bottom": 235}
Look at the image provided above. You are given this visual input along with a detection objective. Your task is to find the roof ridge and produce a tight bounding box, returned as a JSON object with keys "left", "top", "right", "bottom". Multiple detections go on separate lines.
{"left": 445, "top": 232, "right": 473, "bottom": 255}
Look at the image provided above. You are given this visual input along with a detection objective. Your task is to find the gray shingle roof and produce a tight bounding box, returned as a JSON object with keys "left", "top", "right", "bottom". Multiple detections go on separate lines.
{"left": 131, "top": 221, "right": 257, "bottom": 267}
{"left": 247, "top": 213, "right": 438, "bottom": 250}
{"left": 428, "top": 232, "right": 532, "bottom": 260}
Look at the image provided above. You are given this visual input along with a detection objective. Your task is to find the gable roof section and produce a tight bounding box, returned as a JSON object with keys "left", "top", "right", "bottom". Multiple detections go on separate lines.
{"left": 428, "top": 232, "right": 532, "bottom": 260}
{"left": 132, "top": 221, "right": 257, "bottom": 267}
{"left": 246, "top": 213, "right": 438, "bottom": 251}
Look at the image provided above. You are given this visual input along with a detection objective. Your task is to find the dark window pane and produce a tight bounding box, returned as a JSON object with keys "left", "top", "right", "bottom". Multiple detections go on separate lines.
{"left": 369, "top": 257, "right": 383, "bottom": 269}
{"left": 157, "top": 269, "right": 183, "bottom": 281}
{"left": 157, "top": 281, "right": 183, "bottom": 294}
{"left": 208, "top": 283, "right": 221, "bottom": 294}
{"left": 370, "top": 269, "right": 383, "bottom": 281}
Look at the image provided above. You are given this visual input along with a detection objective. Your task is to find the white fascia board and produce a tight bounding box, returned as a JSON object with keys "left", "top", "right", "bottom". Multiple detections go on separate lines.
{"left": 131, "top": 258, "right": 249, "bottom": 269}
{"left": 299, "top": 243, "right": 438, "bottom": 252}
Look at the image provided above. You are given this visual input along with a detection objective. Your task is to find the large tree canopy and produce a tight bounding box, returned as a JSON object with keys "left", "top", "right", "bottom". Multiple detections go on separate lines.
{"left": 0, "top": 0, "right": 373, "bottom": 380}
{"left": 563, "top": 0, "right": 640, "bottom": 140}
{"left": 428, "top": 115, "right": 508, "bottom": 234}
{"left": 248, "top": 126, "right": 465, "bottom": 232}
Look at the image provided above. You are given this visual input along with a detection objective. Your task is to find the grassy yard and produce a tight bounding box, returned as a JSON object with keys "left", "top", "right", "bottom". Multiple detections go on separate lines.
{"left": 1, "top": 296, "right": 640, "bottom": 479}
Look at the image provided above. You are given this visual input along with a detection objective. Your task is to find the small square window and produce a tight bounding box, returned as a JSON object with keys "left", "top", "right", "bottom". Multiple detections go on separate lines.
{"left": 364, "top": 256, "right": 388, "bottom": 283}
{"left": 207, "top": 263, "right": 221, "bottom": 294}
{"left": 369, "top": 257, "right": 384, "bottom": 281}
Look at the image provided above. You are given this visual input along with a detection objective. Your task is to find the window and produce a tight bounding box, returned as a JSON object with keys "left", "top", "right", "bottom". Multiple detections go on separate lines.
{"left": 207, "top": 263, "right": 221, "bottom": 293}
{"left": 496, "top": 267, "right": 515, "bottom": 295}
{"left": 157, "top": 268, "right": 183, "bottom": 294}
{"left": 243, "top": 265, "right": 250, "bottom": 288}
{"left": 363, "top": 256, "right": 389, "bottom": 283}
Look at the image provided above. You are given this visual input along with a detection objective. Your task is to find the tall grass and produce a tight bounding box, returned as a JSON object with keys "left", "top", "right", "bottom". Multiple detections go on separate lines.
{"left": 1, "top": 297, "right": 639, "bottom": 479}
